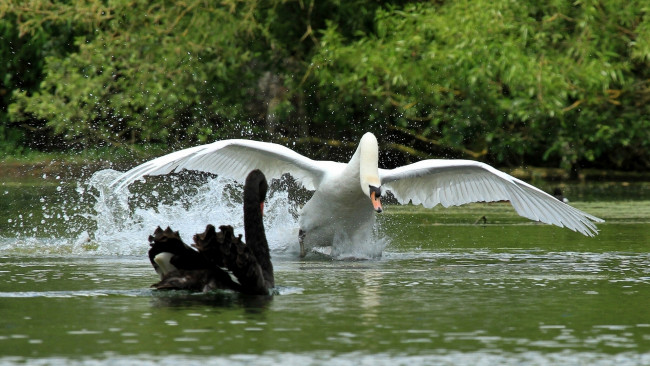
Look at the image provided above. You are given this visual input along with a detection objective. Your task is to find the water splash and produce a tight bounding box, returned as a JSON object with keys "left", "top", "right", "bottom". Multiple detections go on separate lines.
{"left": 80, "top": 169, "right": 300, "bottom": 255}
{"left": 315, "top": 219, "right": 390, "bottom": 260}
{"left": 3, "top": 168, "right": 390, "bottom": 259}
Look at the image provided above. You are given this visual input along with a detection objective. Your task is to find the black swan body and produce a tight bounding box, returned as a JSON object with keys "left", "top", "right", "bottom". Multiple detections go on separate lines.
{"left": 147, "top": 169, "right": 274, "bottom": 295}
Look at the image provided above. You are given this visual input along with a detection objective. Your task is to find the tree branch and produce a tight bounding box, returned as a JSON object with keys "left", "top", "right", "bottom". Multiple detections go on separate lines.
{"left": 388, "top": 125, "right": 487, "bottom": 159}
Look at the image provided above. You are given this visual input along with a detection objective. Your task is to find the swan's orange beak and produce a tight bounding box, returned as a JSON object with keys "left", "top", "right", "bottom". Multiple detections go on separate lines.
{"left": 260, "top": 202, "right": 265, "bottom": 216}
{"left": 371, "top": 191, "right": 383, "bottom": 213}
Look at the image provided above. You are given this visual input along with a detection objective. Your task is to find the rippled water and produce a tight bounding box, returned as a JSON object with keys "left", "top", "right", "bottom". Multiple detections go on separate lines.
{"left": 0, "top": 174, "right": 649, "bottom": 365}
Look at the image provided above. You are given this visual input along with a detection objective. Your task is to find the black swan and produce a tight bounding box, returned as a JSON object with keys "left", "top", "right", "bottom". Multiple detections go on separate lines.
{"left": 147, "top": 169, "right": 274, "bottom": 295}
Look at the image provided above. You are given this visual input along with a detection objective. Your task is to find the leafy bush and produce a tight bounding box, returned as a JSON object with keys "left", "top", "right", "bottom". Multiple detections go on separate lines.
{"left": 2, "top": 0, "right": 648, "bottom": 171}
{"left": 308, "top": 0, "right": 650, "bottom": 170}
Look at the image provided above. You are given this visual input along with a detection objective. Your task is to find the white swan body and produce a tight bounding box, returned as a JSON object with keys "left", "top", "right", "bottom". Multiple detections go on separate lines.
{"left": 297, "top": 134, "right": 382, "bottom": 255}
{"left": 112, "top": 132, "right": 603, "bottom": 256}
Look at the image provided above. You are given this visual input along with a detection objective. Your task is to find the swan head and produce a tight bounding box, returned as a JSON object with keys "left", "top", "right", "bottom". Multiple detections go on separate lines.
{"left": 368, "top": 185, "right": 383, "bottom": 213}
{"left": 358, "top": 132, "right": 383, "bottom": 213}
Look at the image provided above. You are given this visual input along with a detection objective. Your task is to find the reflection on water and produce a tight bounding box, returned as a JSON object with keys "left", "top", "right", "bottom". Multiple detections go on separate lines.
{"left": 357, "top": 270, "right": 382, "bottom": 325}
{"left": 150, "top": 290, "right": 273, "bottom": 311}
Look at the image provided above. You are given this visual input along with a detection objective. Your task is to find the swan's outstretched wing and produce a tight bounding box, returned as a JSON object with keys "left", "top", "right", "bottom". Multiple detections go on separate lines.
{"left": 111, "top": 139, "right": 331, "bottom": 191}
{"left": 379, "top": 160, "right": 604, "bottom": 236}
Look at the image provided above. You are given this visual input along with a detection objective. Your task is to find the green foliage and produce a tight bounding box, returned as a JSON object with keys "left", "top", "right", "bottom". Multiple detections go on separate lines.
{"left": 309, "top": 0, "right": 650, "bottom": 169}
{"left": 1, "top": 0, "right": 649, "bottom": 171}
{"left": 4, "top": 0, "right": 272, "bottom": 149}
{"left": 0, "top": 14, "right": 55, "bottom": 154}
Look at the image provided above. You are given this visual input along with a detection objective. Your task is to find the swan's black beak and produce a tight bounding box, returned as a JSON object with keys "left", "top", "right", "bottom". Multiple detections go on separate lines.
{"left": 371, "top": 190, "right": 383, "bottom": 213}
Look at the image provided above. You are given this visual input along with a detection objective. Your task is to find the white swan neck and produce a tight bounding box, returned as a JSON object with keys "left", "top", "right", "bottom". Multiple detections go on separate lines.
{"left": 357, "top": 133, "right": 380, "bottom": 195}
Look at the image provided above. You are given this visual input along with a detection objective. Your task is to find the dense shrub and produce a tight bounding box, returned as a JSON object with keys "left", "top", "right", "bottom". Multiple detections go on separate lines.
{"left": 1, "top": 0, "right": 648, "bottom": 171}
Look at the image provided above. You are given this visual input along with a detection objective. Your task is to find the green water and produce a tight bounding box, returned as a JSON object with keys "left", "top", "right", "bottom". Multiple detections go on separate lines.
{"left": 0, "top": 178, "right": 649, "bottom": 365}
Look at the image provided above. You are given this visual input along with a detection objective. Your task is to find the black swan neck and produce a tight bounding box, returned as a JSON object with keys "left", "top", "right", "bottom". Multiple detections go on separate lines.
{"left": 243, "top": 170, "right": 274, "bottom": 287}
{"left": 243, "top": 196, "right": 267, "bottom": 251}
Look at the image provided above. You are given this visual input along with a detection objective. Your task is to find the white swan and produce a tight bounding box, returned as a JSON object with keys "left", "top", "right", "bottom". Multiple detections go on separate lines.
{"left": 111, "top": 132, "right": 603, "bottom": 256}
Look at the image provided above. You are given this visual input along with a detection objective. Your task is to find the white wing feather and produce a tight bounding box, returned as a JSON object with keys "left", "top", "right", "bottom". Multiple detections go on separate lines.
{"left": 111, "top": 138, "right": 603, "bottom": 237}
{"left": 380, "top": 159, "right": 604, "bottom": 236}
{"left": 111, "top": 139, "right": 329, "bottom": 191}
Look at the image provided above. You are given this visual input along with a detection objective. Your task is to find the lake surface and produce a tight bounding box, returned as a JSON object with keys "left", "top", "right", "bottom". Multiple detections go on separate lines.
{"left": 1, "top": 172, "right": 649, "bottom": 365}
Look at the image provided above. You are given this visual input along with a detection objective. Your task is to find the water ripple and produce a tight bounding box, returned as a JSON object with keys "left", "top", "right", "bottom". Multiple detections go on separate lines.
{"left": 0, "top": 351, "right": 648, "bottom": 366}
{"left": 0, "top": 289, "right": 151, "bottom": 298}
